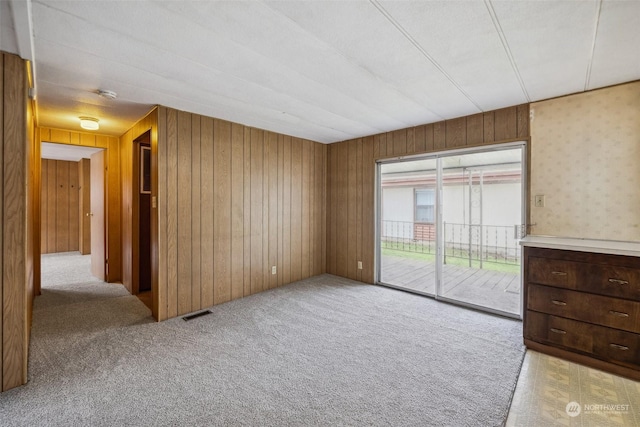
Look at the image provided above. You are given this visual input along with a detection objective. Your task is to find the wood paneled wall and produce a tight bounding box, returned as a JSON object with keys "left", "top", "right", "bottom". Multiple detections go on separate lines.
{"left": 37, "top": 128, "right": 122, "bottom": 282}
{"left": 326, "top": 105, "right": 530, "bottom": 284}
{"left": 78, "top": 159, "right": 91, "bottom": 254}
{"left": 1, "top": 52, "right": 31, "bottom": 392}
{"left": 155, "top": 107, "right": 326, "bottom": 320}
{"left": 40, "top": 159, "right": 80, "bottom": 254}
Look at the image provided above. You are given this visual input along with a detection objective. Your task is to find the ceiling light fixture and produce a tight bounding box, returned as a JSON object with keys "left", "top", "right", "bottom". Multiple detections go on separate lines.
{"left": 79, "top": 117, "right": 100, "bottom": 130}
{"left": 97, "top": 89, "right": 117, "bottom": 100}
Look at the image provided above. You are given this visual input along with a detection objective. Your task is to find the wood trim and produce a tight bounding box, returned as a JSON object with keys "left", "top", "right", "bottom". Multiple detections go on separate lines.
{"left": 155, "top": 107, "right": 167, "bottom": 321}
{"left": 38, "top": 127, "right": 121, "bottom": 282}
{"left": 2, "top": 52, "right": 27, "bottom": 391}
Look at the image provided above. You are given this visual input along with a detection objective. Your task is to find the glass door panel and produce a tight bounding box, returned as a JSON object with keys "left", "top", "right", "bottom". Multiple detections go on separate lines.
{"left": 379, "top": 158, "right": 437, "bottom": 295}
{"left": 438, "top": 149, "right": 522, "bottom": 315}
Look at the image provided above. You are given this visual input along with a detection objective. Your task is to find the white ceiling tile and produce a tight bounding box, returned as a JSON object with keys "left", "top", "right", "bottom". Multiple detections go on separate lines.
{"left": 378, "top": 0, "right": 528, "bottom": 110}
{"left": 0, "top": 1, "right": 19, "bottom": 54}
{"left": 16, "top": 0, "right": 640, "bottom": 143}
{"left": 588, "top": 0, "right": 640, "bottom": 90}
{"left": 264, "top": 1, "right": 480, "bottom": 119}
{"left": 491, "top": 0, "right": 600, "bottom": 102}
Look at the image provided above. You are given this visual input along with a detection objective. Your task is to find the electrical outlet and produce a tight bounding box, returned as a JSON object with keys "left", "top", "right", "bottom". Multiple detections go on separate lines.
{"left": 357, "top": 261, "right": 363, "bottom": 270}
{"left": 534, "top": 195, "right": 545, "bottom": 207}
{"left": 271, "top": 266, "right": 277, "bottom": 275}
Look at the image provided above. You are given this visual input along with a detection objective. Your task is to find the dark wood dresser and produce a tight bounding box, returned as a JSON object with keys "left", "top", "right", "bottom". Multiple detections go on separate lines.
{"left": 521, "top": 237, "right": 640, "bottom": 381}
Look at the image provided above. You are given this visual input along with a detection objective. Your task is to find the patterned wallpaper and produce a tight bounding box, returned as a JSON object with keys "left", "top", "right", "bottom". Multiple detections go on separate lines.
{"left": 530, "top": 81, "right": 640, "bottom": 241}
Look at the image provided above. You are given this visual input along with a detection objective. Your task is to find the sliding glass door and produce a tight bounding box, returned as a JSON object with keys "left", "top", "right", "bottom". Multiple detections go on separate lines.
{"left": 377, "top": 144, "right": 524, "bottom": 317}
{"left": 379, "top": 159, "right": 437, "bottom": 295}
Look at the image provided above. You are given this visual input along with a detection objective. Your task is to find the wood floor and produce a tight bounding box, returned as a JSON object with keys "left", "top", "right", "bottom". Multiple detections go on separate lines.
{"left": 380, "top": 254, "right": 521, "bottom": 314}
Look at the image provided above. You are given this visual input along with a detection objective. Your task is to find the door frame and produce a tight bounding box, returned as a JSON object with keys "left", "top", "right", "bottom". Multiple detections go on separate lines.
{"left": 37, "top": 142, "right": 108, "bottom": 285}
{"left": 131, "top": 130, "right": 151, "bottom": 296}
{"left": 375, "top": 141, "right": 527, "bottom": 319}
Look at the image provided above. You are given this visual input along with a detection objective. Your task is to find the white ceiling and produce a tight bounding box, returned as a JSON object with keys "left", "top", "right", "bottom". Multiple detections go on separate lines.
{"left": 2, "top": 0, "right": 639, "bottom": 143}
{"left": 41, "top": 142, "right": 103, "bottom": 162}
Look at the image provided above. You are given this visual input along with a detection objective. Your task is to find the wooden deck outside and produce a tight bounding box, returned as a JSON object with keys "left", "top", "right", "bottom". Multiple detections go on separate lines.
{"left": 380, "top": 254, "right": 521, "bottom": 315}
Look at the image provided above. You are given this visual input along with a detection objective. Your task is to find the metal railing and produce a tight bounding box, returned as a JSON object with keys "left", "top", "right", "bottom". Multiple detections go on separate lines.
{"left": 381, "top": 220, "right": 521, "bottom": 267}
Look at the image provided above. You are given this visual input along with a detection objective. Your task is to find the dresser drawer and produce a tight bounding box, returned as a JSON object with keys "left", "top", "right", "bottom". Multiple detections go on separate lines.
{"left": 528, "top": 257, "right": 579, "bottom": 288}
{"left": 528, "top": 284, "right": 640, "bottom": 333}
{"left": 525, "top": 311, "right": 640, "bottom": 368}
{"left": 584, "top": 264, "right": 640, "bottom": 300}
{"left": 593, "top": 328, "right": 640, "bottom": 368}
{"left": 525, "top": 311, "right": 593, "bottom": 354}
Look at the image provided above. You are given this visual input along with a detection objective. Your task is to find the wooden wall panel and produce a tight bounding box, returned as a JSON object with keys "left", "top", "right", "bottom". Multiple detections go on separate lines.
{"left": 54, "top": 161, "right": 70, "bottom": 252}
{"left": 250, "top": 128, "right": 264, "bottom": 295}
{"left": 191, "top": 116, "right": 202, "bottom": 310}
{"left": 446, "top": 117, "right": 467, "bottom": 148}
{"left": 326, "top": 104, "right": 530, "bottom": 283}
{"left": 106, "top": 137, "right": 121, "bottom": 284}
{"left": 39, "top": 159, "right": 80, "bottom": 254}
{"left": 290, "top": 139, "right": 302, "bottom": 282}
{"left": 301, "top": 140, "right": 311, "bottom": 280}
{"left": 157, "top": 108, "right": 326, "bottom": 319}
{"left": 361, "top": 136, "right": 375, "bottom": 282}
{"left": 213, "top": 119, "right": 231, "bottom": 305}
{"left": 267, "top": 133, "right": 278, "bottom": 289}
{"left": 346, "top": 141, "right": 357, "bottom": 280}
{"left": 230, "top": 123, "right": 244, "bottom": 299}
{"left": 242, "top": 128, "right": 252, "bottom": 297}
{"left": 1, "top": 52, "right": 28, "bottom": 391}
{"left": 166, "top": 108, "right": 178, "bottom": 319}
{"left": 78, "top": 159, "right": 91, "bottom": 254}
{"left": 45, "top": 156, "right": 56, "bottom": 252}
{"left": 120, "top": 131, "right": 133, "bottom": 292}
{"left": 40, "top": 159, "right": 48, "bottom": 253}
{"left": 281, "top": 136, "right": 292, "bottom": 285}
{"left": 68, "top": 161, "right": 79, "bottom": 251}
{"left": 176, "top": 111, "right": 192, "bottom": 314}
{"left": 157, "top": 107, "right": 169, "bottom": 320}
{"left": 200, "top": 116, "right": 214, "bottom": 309}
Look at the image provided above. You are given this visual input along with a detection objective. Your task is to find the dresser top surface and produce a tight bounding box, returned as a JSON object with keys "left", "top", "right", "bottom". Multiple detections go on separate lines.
{"left": 520, "top": 236, "right": 640, "bottom": 257}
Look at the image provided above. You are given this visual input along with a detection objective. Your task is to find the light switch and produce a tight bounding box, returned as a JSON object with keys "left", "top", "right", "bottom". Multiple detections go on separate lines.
{"left": 271, "top": 266, "right": 277, "bottom": 275}
{"left": 534, "top": 195, "right": 545, "bottom": 207}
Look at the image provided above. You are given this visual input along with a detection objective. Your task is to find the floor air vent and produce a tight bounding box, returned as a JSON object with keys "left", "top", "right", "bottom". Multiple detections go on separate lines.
{"left": 182, "top": 310, "right": 212, "bottom": 321}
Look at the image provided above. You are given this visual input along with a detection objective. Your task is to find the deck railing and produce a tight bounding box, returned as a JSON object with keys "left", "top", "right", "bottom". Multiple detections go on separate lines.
{"left": 381, "top": 220, "right": 521, "bottom": 267}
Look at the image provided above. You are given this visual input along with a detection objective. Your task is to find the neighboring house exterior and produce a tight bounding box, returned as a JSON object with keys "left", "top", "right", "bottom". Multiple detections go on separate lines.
{"left": 381, "top": 170, "right": 522, "bottom": 261}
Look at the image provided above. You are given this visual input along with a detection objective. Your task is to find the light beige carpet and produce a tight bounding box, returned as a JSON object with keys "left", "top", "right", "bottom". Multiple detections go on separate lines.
{"left": 0, "top": 252, "right": 524, "bottom": 426}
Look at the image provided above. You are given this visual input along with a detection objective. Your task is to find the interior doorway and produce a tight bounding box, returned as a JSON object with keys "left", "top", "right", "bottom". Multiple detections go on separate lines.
{"left": 132, "top": 130, "right": 153, "bottom": 308}
{"left": 377, "top": 143, "right": 526, "bottom": 318}
{"left": 40, "top": 142, "right": 106, "bottom": 281}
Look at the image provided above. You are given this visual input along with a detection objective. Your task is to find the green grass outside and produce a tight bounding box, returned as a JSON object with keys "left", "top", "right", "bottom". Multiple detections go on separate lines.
{"left": 382, "top": 245, "right": 520, "bottom": 275}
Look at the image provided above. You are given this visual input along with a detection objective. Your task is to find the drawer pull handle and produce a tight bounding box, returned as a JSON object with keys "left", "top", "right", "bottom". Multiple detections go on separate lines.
{"left": 608, "top": 278, "right": 629, "bottom": 285}
{"left": 551, "top": 271, "right": 567, "bottom": 276}
{"left": 609, "top": 343, "right": 629, "bottom": 351}
{"left": 550, "top": 328, "right": 566, "bottom": 334}
{"left": 608, "top": 310, "right": 629, "bottom": 318}
{"left": 551, "top": 300, "right": 567, "bottom": 306}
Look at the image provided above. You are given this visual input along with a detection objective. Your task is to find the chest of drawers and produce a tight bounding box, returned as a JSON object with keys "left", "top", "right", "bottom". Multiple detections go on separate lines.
{"left": 523, "top": 245, "right": 640, "bottom": 380}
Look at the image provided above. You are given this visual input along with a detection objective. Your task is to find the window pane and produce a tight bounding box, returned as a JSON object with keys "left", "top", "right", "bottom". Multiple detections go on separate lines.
{"left": 415, "top": 189, "right": 435, "bottom": 222}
